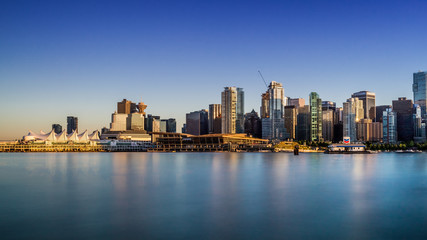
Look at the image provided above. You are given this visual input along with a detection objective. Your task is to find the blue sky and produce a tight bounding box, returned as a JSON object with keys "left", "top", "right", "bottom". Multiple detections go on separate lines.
{"left": 1, "top": 0, "right": 427, "bottom": 139}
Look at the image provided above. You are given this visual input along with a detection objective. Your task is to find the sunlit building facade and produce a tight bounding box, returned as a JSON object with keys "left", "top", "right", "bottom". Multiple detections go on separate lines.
{"left": 309, "top": 92, "right": 322, "bottom": 141}
{"left": 261, "top": 81, "right": 286, "bottom": 140}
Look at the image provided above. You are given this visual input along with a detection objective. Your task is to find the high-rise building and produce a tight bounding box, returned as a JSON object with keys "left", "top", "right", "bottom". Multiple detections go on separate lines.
{"left": 351, "top": 91, "right": 376, "bottom": 120}
{"left": 322, "top": 109, "right": 334, "bottom": 141}
{"left": 296, "top": 105, "right": 310, "bottom": 141}
{"left": 67, "top": 116, "right": 78, "bottom": 134}
{"left": 356, "top": 119, "right": 382, "bottom": 142}
{"left": 166, "top": 118, "right": 177, "bottom": 133}
{"left": 52, "top": 124, "right": 62, "bottom": 134}
{"left": 261, "top": 81, "right": 286, "bottom": 140}
{"left": 236, "top": 88, "right": 245, "bottom": 133}
{"left": 333, "top": 107, "right": 343, "bottom": 143}
{"left": 343, "top": 97, "right": 363, "bottom": 142}
{"left": 260, "top": 92, "right": 270, "bottom": 118}
{"left": 322, "top": 101, "right": 336, "bottom": 111}
{"left": 160, "top": 120, "right": 168, "bottom": 132}
{"left": 413, "top": 71, "right": 427, "bottom": 117}
{"left": 284, "top": 106, "right": 297, "bottom": 139}
{"left": 392, "top": 97, "right": 414, "bottom": 142}
{"left": 117, "top": 99, "right": 137, "bottom": 114}
{"left": 383, "top": 108, "right": 397, "bottom": 143}
{"left": 288, "top": 98, "right": 305, "bottom": 108}
{"left": 186, "top": 109, "right": 209, "bottom": 135}
{"left": 145, "top": 115, "right": 160, "bottom": 132}
{"left": 309, "top": 92, "right": 322, "bottom": 141}
{"left": 413, "top": 104, "right": 426, "bottom": 142}
{"left": 375, "top": 105, "right": 392, "bottom": 123}
{"left": 244, "top": 110, "right": 262, "bottom": 138}
{"left": 208, "top": 104, "right": 222, "bottom": 134}
{"left": 221, "top": 87, "right": 238, "bottom": 134}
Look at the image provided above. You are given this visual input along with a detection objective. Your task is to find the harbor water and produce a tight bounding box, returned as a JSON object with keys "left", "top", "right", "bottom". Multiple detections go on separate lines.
{"left": 1, "top": 152, "right": 427, "bottom": 239}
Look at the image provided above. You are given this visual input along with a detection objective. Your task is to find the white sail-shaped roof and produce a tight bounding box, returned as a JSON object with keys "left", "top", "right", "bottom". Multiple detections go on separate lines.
{"left": 78, "top": 130, "right": 89, "bottom": 142}
{"left": 56, "top": 130, "right": 68, "bottom": 142}
{"left": 44, "top": 130, "right": 57, "bottom": 142}
{"left": 67, "top": 130, "right": 79, "bottom": 142}
{"left": 89, "top": 130, "right": 100, "bottom": 141}
{"left": 40, "top": 130, "right": 46, "bottom": 135}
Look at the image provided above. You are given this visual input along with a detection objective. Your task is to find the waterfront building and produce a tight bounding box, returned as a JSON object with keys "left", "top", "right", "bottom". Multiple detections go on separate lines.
{"left": 109, "top": 99, "right": 147, "bottom": 133}
{"left": 322, "top": 109, "right": 334, "bottom": 141}
{"left": 296, "top": 105, "right": 310, "bottom": 141}
{"left": 221, "top": 87, "right": 244, "bottom": 134}
{"left": 260, "top": 92, "right": 270, "bottom": 118}
{"left": 351, "top": 91, "right": 376, "bottom": 120}
{"left": 145, "top": 115, "right": 160, "bottom": 132}
{"left": 284, "top": 106, "right": 297, "bottom": 139}
{"left": 182, "top": 124, "right": 187, "bottom": 134}
{"left": 413, "top": 104, "right": 426, "bottom": 142}
{"left": 261, "top": 81, "right": 286, "bottom": 140}
{"left": 186, "top": 109, "right": 209, "bottom": 135}
{"left": 288, "top": 98, "right": 305, "bottom": 108}
{"left": 117, "top": 99, "right": 137, "bottom": 114}
{"left": 343, "top": 97, "right": 363, "bottom": 142}
{"left": 356, "top": 119, "right": 382, "bottom": 142}
{"left": 392, "top": 97, "right": 414, "bottom": 142}
{"left": 244, "top": 110, "right": 262, "bottom": 138}
{"left": 67, "top": 116, "right": 78, "bottom": 134}
{"left": 166, "top": 118, "right": 176, "bottom": 133}
{"left": 375, "top": 105, "right": 392, "bottom": 123}
{"left": 309, "top": 92, "right": 322, "bottom": 141}
{"left": 160, "top": 120, "right": 167, "bottom": 132}
{"left": 383, "top": 108, "right": 397, "bottom": 143}
{"left": 333, "top": 107, "right": 343, "bottom": 143}
{"left": 413, "top": 71, "right": 427, "bottom": 116}
{"left": 52, "top": 124, "right": 62, "bottom": 134}
{"left": 208, "top": 104, "right": 222, "bottom": 134}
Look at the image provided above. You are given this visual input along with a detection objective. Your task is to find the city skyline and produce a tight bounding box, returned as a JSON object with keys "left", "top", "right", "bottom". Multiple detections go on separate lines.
{"left": 1, "top": 0, "right": 427, "bottom": 139}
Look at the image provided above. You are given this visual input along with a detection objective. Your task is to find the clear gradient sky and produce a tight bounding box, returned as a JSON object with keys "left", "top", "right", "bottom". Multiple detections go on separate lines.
{"left": 1, "top": 0, "right": 427, "bottom": 140}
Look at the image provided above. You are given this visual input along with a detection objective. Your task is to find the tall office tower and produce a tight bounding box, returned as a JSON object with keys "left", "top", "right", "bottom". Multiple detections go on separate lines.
{"left": 296, "top": 105, "right": 310, "bottom": 141}
{"left": 260, "top": 92, "right": 270, "bottom": 118}
{"left": 343, "top": 97, "right": 363, "bottom": 142}
{"left": 413, "top": 104, "right": 426, "bottom": 142}
{"left": 244, "top": 110, "right": 262, "bottom": 138}
{"left": 284, "top": 106, "right": 297, "bottom": 139}
{"left": 52, "top": 124, "right": 62, "bottom": 134}
{"left": 309, "top": 92, "right": 322, "bottom": 141}
{"left": 333, "top": 107, "right": 343, "bottom": 142}
{"left": 371, "top": 122, "right": 383, "bottom": 142}
{"left": 375, "top": 105, "right": 392, "bottom": 123}
{"left": 221, "top": 87, "right": 237, "bottom": 133}
{"left": 392, "top": 97, "right": 414, "bottom": 142}
{"left": 166, "top": 118, "right": 177, "bottom": 133}
{"left": 322, "top": 109, "right": 334, "bottom": 141}
{"left": 181, "top": 124, "right": 187, "bottom": 134}
{"left": 67, "top": 116, "right": 78, "bottom": 134}
{"left": 186, "top": 109, "right": 209, "bottom": 135}
{"left": 413, "top": 71, "right": 427, "bottom": 117}
{"left": 236, "top": 88, "right": 245, "bottom": 133}
{"left": 261, "top": 81, "right": 286, "bottom": 140}
{"left": 356, "top": 119, "right": 382, "bottom": 142}
{"left": 117, "top": 99, "right": 137, "bottom": 114}
{"left": 351, "top": 91, "right": 376, "bottom": 120}
{"left": 145, "top": 115, "right": 160, "bottom": 132}
{"left": 160, "top": 120, "right": 168, "bottom": 132}
{"left": 288, "top": 98, "right": 305, "bottom": 108}
{"left": 383, "top": 108, "right": 397, "bottom": 143}
{"left": 208, "top": 104, "right": 222, "bottom": 134}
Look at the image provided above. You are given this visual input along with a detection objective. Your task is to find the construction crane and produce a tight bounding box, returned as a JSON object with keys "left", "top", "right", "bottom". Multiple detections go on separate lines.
{"left": 258, "top": 70, "right": 268, "bottom": 88}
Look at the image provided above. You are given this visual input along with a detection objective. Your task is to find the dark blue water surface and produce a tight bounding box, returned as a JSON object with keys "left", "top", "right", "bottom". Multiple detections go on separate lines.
{"left": 1, "top": 152, "right": 427, "bottom": 239}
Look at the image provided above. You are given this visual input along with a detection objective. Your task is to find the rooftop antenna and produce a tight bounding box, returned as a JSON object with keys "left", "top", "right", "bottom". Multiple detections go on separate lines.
{"left": 258, "top": 70, "right": 268, "bottom": 88}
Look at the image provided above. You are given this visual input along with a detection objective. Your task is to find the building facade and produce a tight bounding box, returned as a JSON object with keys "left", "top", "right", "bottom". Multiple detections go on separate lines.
{"left": 67, "top": 116, "right": 78, "bottom": 134}
{"left": 296, "top": 105, "right": 310, "bottom": 141}
{"left": 221, "top": 87, "right": 238, "bottom": 134}
{"left": 383, "top": 108, "right": 397, "bottom": 143}
{"left": 288, "top": 98, "right": 305, "bottom": 108}
{"left": 351, "top": 91, "right": 376, "bottom": 120}
{"left": 244, "top": 110, "right": 262, "bottom": 138}
{"left": 208, "top": 104, "right": 222, "bottom": 134}
{"left": 261, "top": 81, "right": 286, "bottom": 140}
{"left": 413, "top": 71, "right": 427, "bottom": 117}
{"left": 309, "top": 92, "right": 322, "bottom": 141}
{"left": 284, "top": 105, "right": 297, "bottom": 139}
{"left": 343, "top": 97, "right": 363, "bottom": 143}
{"left": 392, "top": 97, "right": 414, "bottom": 142}
{"left": 52, "top": 124, "right": 62, "bottom": 134}
{"left": 186, "top": 110, "right": 209, "bottom": 135}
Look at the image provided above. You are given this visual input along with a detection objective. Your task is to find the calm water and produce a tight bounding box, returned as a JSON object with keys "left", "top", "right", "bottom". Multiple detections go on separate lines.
{"left": 1, "top": 152, "right": 427, "bottom": 239}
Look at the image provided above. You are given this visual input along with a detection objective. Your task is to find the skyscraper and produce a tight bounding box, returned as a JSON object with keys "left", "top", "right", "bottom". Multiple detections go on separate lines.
{"left": 208, "top": 104, "right": 222, "bottom": 134}
{"left": 284, "top": 105, "right": 297, "bottom": 139}
{"left": 52, "top": 124, "right": 62, "bottom": 134}
{"left": 186, "top": 110, "right": 209, "bottom": 135}
{"left": 375, "top": 105, "right": 392, "bottom": 123}
{"left": 413, "top": 104, "right": 426, "bottom": 142}
{"left": 392, "top": 97, "right": 414, "bottom": 142}
{"left": 67, "top": 116, "right": 78, "bottom": 134}
{"left": 261, "top": 81, "right": 286, "bottom": 140}
{"left": 221, "top": 87, "right": 239, "bottom": 134}
{"left": 309, "top": 92, "right": 322, "bottom": 141}
{"left": 413, "top": 71, "right": 427, "bottom": 116}
{"left": 288, "top": 98, "right": 305, "bottom": 108}
{"left": 296, "top": 105, "right": 310, "bottom": 141}
{"left": 322, "top": 101, "right": 336, "bottom": 142}
{"left": 343, "top": 97, "right": 363, "bottom": 142}
{"left": 351, "top": 91, "right": 376, "bottom": 120}
{"left": 236, "top": 88, "right": 245, "bottom": 133}
{"left": 383, "top": 108, "right": 397, "bottom": 143}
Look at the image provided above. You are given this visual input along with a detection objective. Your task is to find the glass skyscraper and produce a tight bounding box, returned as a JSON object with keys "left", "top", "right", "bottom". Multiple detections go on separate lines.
{"left": 413, "top": 71, "right": 427, "bottom": 117}
{"left": 261, "top": 81, "right": 286, "bottom": 140}
{"left": 309, "top": 92, "right": 322, "bottom": 141}
{"left": 221, "top": 87, "right": 244, "bottom": 134}
{"left": 351, "top": 91, "right": 376, "bottom": 121}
